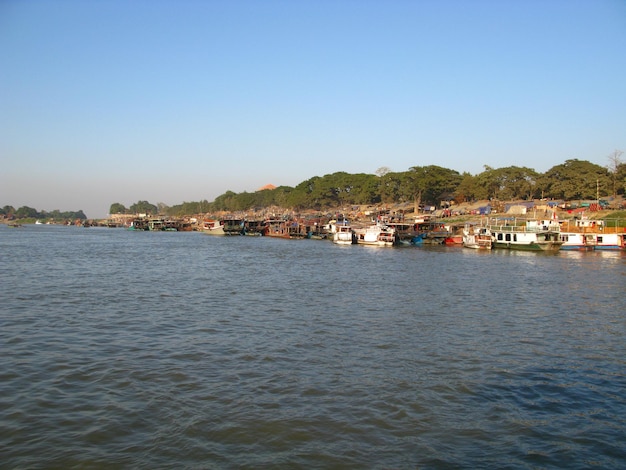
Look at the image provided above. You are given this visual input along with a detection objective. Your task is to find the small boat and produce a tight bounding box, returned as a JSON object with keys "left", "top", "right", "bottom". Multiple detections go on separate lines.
{"left": 354, "top": 223, "right": 397, "bottom": 247}
{"left": 330, "top": 221, "right": 356, "bottom": 245}
{"left": 128, "top": 218, "right": 149, "bottom": 231}
{"left": 559, "top": 232, "right": 595, "bottom": 251}
{"left": 385, "top": 222, "right": 421, "bottom": 244}
{"left": 462, "top": 225, "right": 492, "bottom": 250}
{"left": 202, "top": 219, "right": 225, "bottom": 235}
{"left": 445, "top": 224, "right": 465, "bottom": 245}
{"left": 415, "top": 221, "right": 450, "bottom": 244}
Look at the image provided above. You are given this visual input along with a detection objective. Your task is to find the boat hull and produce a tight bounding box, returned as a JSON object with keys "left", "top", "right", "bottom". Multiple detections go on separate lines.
{"left": 492, "top": 241, "right": 562, "bottom": 251}
{"left": 491, "top": 226, "right": 562, "bottom": 251}
{"left": 463, "top": 236, "right": 492, "bottom": 249}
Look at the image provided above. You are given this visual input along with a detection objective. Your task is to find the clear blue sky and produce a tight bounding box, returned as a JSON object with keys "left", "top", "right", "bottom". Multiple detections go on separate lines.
{"left": 1, "top": 0, "right": 625, "bottom": 218}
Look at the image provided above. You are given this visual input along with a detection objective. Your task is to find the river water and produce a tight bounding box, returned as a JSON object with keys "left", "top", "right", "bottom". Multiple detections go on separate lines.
{"left": 1, "top": 224, "right": 625, "bottom": 469}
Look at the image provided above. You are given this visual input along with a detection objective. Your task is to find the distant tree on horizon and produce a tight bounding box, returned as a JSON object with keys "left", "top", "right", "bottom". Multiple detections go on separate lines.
{"left": 109, "top": 202, "right": 128, "bottom": 214}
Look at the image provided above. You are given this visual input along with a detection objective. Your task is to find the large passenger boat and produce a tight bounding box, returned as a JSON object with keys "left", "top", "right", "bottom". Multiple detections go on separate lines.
{"left": 489, "top": 219, "right": 562, "bottom": 251}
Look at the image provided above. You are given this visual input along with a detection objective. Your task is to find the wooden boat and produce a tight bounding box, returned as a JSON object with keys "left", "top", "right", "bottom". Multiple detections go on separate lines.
{"left": 244, "top": 220, "right": 265, "bottom": 236}
{"left": 176, "top": 221, "right": 193, "bottom": 231}
{"left": 489, "top": 219, "right": 562, "bottom": 251}
{"left": 354, "top": 224, "right": 397, "bottom": 247}
{"left": 263, "top": 219, "right": 308, "bottom": 238}
{"left": 385, "top": 222, "right": 420, "bottom": 244}
{"left": 445, "top": 225, "right": 464, "bottom": 245}
{"left": 222, "top": 219, "right": 245, "bottom": 236}
{"left": 302, "top": 217, "right": 330, "bottom": 239}
{"left": 462, "top": 225, "right": 492, "bottom": 250}
{"left": 128, "top": 218, "right": 148, "bottom": 231}
{"left": 415, "top": 221, "right": 450, "bottom": 244}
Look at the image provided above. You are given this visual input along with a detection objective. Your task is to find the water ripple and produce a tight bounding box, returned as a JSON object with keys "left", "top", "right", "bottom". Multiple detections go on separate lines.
{"left": 1, "top": 226, "right": 625, "bottom": 468}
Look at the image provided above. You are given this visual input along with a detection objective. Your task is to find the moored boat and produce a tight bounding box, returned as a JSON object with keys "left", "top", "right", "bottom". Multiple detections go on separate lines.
{"left": 354, "top": 223, "right": 397, "bottom": 247}
{"left": 382, "top": 222, "right": 427, "bottom": 245}
{"left": 462, "top": 224, "right": 492, "bottom": 250}
{"left": 445, "top": 224, "right": 464, "bottom": 245}
{"left": 244, "top": 220, "right": 265, "bottom": 236}
{"left": 415, "top": 221, "right": 450, "bottom": 244}
{"left": 558, "top": 217, "right": 625, "bottom": 250}
{"left": 330, "top": 221, "right": 356, "bottom": 245}
{"left": 263, "top": 218, "right": 307, "bottom": 238}
{"left": 489, "top": 219, "right": 562, "bottom": 251}
{"left": 222, "top": 219, "right": 245, "bottom": 236}
{"left": 559, "top": 232, "right": 595, "bottom": 251}
{"left": 202, "top": 219, "right": 225, "bottom": 235}
{"left": 594, "top": 232, "right": 626, "bottom": 250}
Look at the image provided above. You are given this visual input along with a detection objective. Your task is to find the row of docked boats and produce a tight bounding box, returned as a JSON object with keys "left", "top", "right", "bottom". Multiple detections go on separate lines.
{"left": 198, "top": 215, "right": 626, "bottom": 252}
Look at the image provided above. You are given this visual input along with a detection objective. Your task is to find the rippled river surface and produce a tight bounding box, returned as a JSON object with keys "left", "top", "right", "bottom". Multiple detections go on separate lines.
{"left": 1, "top": 224, "right": 625, "bottom": 469}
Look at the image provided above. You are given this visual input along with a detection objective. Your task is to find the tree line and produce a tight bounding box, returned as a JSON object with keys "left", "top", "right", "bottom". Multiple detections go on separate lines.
{"left": 1, "top": 206, "right": 87, "bottom": 221}
{"left": 108, "top": 158, "right": 625, "bottom": 217}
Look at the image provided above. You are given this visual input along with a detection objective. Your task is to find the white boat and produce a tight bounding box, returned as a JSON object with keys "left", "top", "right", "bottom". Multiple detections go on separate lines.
{"left": 202, "top": 219, "right": 225, "bottom": 235}
{"left": 559, "top": 217, "right": 625, "bottom": 251}
{"left": 559, "top": 232, "right": 595, "bottom": 251}
{"left": 354, "top": 224, "right": 397, "bottom": 247}
{"left": 330, "top": 221, "right": 355, "bottom": 245}
{"left": 489, "top": 219, "right": 562, "bottom": 251}
{"left": 594, "top": 232, "right": 625, "bottom": 250}
{"left": 462, "top": 225, "right": 492, "bottom": 249}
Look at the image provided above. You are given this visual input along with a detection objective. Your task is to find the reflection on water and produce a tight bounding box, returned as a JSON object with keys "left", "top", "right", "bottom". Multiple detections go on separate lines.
{"left": 1, "top": 225, "right": 625, "bottom": 468}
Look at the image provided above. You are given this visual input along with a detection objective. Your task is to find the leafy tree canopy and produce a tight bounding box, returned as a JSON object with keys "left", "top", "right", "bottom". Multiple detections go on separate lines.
{"left": 129, "top": 200, "right": 158, "bottom": 215}
{"left": 540, "top": 159, "right": 610, "bottom": 200}
{"left": 109, "top": 203, "right": 127, "bottom": 214}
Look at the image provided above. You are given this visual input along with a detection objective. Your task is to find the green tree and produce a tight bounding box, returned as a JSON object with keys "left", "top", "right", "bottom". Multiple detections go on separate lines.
{"left": 211, "top": 191, "right": 238, "bottom": 212}
{"left": 454, "top": 172, "right": 480, "bottom": 202}
{"left": 129, "top": 200, "right": 158, "bottom": 215}
{"left": 404, "top": 165, "right": 462, "bottom": 212}
{"left": 15, "top": 206, "right": 38, "bottom": 218}
{"left": 616, "top": 162, "right": 626, "bottom": 196}
{"left": 540, "top": 159, "right": 611, "bottom": 200}
{"left": 1, "top": 205, "right": 16, "bottom": 216}
{"left": 109, "top": 202, "right": 127, "bottom": 214}
{"left": 607, "top": 150, "right": 624, "bottom": 197}
{"left": 287, "top": 180, "right": 314, "bottom": 209}
{"left": 378, "top": 171, "right": 403, "bottom": 205}
{"left": 476, "top": 166, "right": 539, "bottom": 201}
{"left": 349, "top": 173, "right": 380, "bottom": 205}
